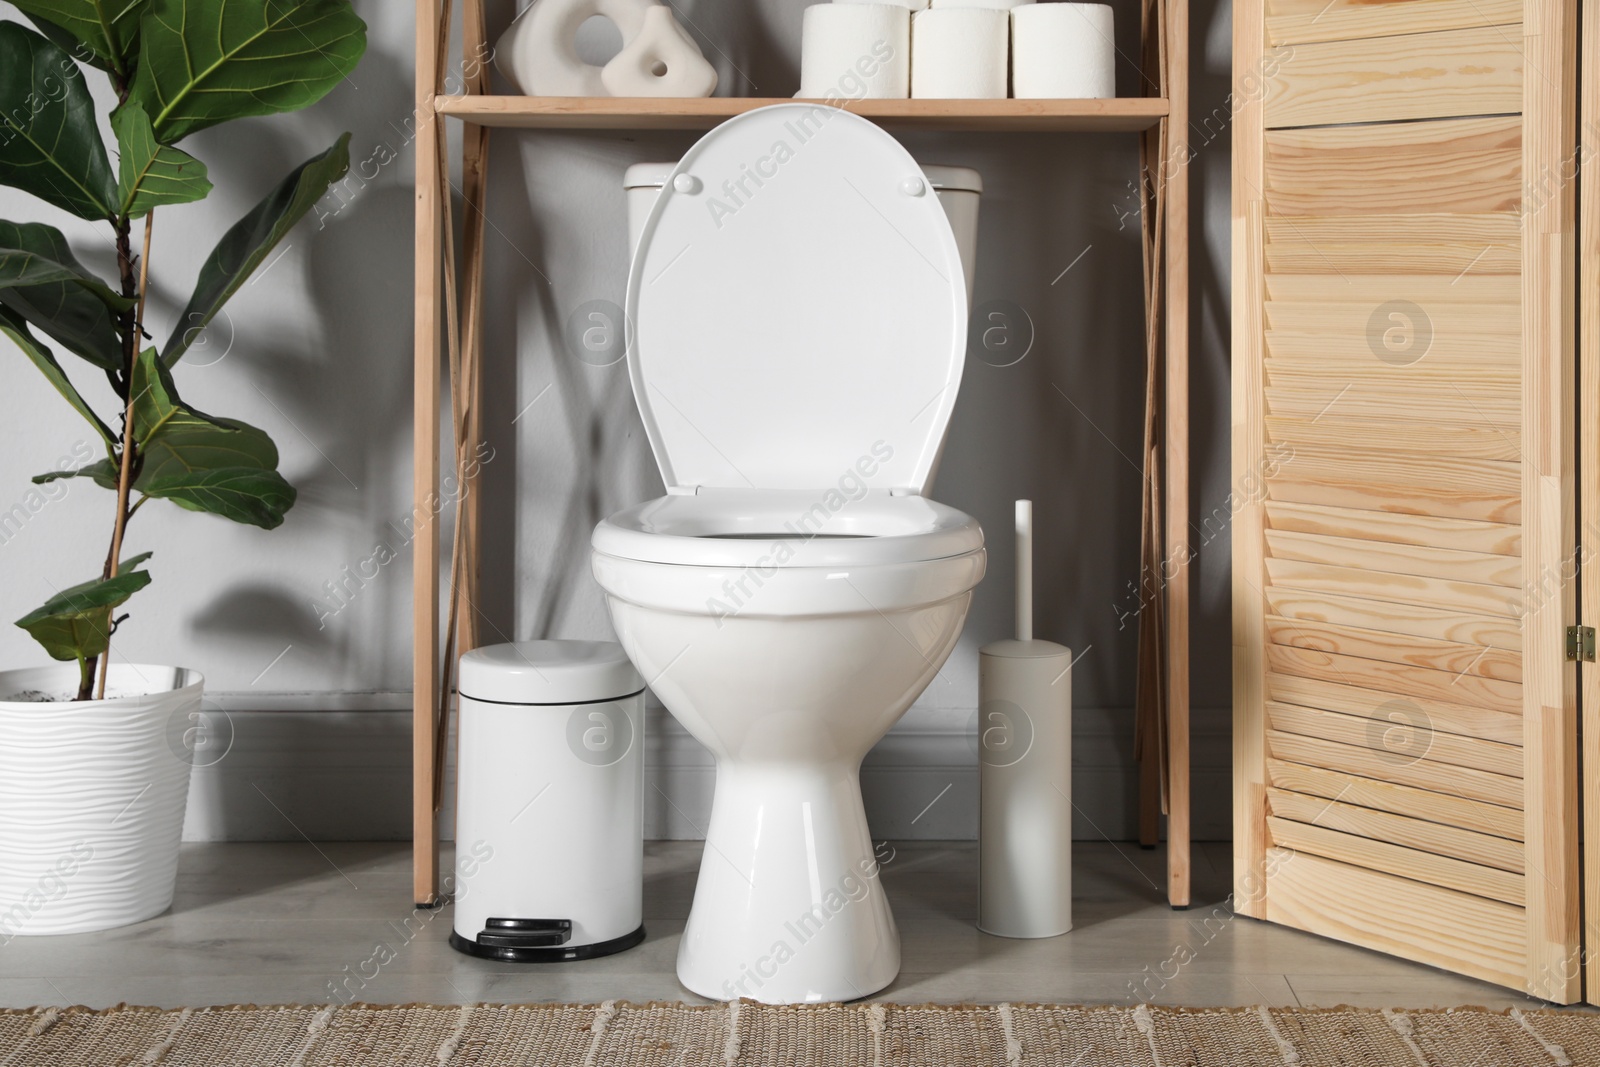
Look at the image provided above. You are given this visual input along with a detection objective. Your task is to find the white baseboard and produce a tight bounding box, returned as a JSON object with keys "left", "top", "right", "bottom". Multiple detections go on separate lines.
{"left": 181, "top": 695, "right": 1230, "bottom": 842}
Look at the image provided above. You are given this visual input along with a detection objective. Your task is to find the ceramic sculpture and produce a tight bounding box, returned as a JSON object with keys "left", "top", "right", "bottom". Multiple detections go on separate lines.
{"left": 496, "top": 0, "right": 717, "bottom": 98}
{"left": 602, "top": 5, "right": 719, "bottom": 97}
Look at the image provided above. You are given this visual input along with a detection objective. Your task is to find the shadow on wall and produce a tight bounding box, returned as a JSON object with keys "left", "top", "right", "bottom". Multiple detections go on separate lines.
{"left": 481, "top": 126, "right": 701, "bottom": 646}
{"left": 1186, "top": 0, "right": 1235, "bottom": 752}
{"left": 693, "top": 2, "right": 801, "bottom": 96}
{"left": 189, "top": 585, "right": 334, "bottom": 663}
{"left": 157, "top": 37, "right": 419, "bottom": 690}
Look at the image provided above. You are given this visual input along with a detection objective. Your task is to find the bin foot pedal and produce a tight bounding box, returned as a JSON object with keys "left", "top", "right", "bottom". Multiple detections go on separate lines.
{"left": 450, "top": 922, "right": 645, "bottom": 963}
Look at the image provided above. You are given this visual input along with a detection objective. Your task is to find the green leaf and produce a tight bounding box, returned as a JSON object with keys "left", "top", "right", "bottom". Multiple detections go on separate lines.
{"left": 142, "top": 466, "right": 295, "bottom": 528}
{"left": 123, "top": 0, "right": 366, "bottom": 144}
{"left": 0, "top": 224, "right": 122, "bottom": 299}
{"left": 27, "top": 349, "right": 297, "bottom": 532}
{"left": 31, "top": 457, "right": 115, "bottom": 488}
{"left": 19, "top": 14, "right": 103, "bottom": 71}
{"left": 15, "top": 552, "right": 152, "bottom": 663}
{"left": 117, "top": 349, "right": 296, "bottom": 525}
{"left": 162, "top": 135, "right": 349, "bottom": 365}
{"left": 111, "top": 103, "right": 210, "bottom": 219}
{"left": 0, "top": 219, "right": 129, "bottom": 369}
{"left": 139, "top": 414, "right": 282, "bottom": 482}
{"left": 124, "top": 347, "right": 274, "bottom": 467}
{"left": 32, "top": 464, "right": 101, "bottom": 484}
{"left": 0, "top": 21, "right": 118, "bottom": 220}
{"left": 0, "top": 305, "right": 115, "bottom": 450}
{"left": 7, "top": 1, "right": 147, "bottom": 78}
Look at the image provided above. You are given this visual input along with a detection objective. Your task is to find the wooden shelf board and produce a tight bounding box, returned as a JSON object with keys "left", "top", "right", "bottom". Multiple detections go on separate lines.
{"left": 434, "top": 94, "right": 1169, "bottom": 132}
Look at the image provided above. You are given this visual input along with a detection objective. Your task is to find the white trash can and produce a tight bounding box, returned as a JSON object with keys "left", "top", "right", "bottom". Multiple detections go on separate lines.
{"left": 451, "top": 640, "right": 647, "bottom": 962}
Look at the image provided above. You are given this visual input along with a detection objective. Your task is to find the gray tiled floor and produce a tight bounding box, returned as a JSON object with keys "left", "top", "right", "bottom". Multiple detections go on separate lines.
{"left": 0, "top": 840, "right": 1585, "bottom": 1012}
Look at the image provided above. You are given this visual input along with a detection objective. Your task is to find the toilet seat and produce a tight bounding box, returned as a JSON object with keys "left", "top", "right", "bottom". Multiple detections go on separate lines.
{"left": 626, "top": 104, "right": 968, "bottom": 497}
{"left": 592, "top": 489, "right": 983, "bottom": 568}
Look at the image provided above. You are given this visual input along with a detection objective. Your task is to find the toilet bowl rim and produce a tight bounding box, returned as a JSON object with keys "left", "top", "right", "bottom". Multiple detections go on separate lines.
{"left": 591, "top": 545, "right": 986, "bottom": 619}
{"left": 590, "top": 490, "right": 984, "bottom": 568}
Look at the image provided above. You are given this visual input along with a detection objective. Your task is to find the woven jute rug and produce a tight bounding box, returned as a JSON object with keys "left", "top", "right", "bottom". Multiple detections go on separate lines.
{"left": 2, "top": 1000, "right": 1596, "bottom": 1066}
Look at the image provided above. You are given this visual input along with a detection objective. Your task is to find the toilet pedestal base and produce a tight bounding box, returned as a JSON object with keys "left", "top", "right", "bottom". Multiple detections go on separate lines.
{"left": 676, "top": 761, "right": 900, "bottom": 1004}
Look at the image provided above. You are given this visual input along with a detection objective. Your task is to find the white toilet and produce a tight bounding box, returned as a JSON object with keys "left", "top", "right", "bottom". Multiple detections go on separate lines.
{"left": 592, "top": 103, "right": 986, "bottom": 1004}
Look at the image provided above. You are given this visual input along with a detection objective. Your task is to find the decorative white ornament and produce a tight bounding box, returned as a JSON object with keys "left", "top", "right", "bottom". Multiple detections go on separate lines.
{"left": 494, "top": 0, "right": 658, "bottom": 97}
{"left": 600, "top": 5, "right": 718, "bottom": 97}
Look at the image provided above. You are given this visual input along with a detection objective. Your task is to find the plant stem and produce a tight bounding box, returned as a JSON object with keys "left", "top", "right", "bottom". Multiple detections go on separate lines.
{"left": 88, "top": 212, "right": 154, "bottom": 701}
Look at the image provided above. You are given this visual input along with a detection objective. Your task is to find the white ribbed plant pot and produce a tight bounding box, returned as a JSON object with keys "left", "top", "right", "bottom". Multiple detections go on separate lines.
{"left": 0, "top": 664, "right": 200, "bottom": 937}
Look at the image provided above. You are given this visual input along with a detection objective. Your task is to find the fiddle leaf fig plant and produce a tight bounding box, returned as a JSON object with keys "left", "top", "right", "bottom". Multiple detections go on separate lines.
{"left": 0, "top": 0, "right": 367, "bottom": 699}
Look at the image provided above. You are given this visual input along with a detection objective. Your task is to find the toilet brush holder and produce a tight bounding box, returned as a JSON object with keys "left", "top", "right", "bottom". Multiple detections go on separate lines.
{"left": 978, "top": 500, "right": 1073, "bottom": 938}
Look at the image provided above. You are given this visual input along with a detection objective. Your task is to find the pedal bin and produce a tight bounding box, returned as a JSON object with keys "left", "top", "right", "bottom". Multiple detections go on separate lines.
{"left": 450, "top": 640, "right": 646, "bottom": 962}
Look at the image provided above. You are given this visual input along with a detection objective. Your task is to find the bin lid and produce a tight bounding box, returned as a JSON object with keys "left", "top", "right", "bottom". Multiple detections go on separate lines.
{"left": 458, "top": 641, "right": 645, "bottom": 705}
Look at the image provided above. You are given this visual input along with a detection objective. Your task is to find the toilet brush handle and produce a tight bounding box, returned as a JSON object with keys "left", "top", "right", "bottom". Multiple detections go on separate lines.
{"left": 1016, "top": 500, "right": 1033, "bottom": 642}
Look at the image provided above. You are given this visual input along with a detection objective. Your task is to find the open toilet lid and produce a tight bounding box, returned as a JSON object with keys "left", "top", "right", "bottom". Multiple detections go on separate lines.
{"left": 626, "top": 104, "right": 968, "bottom": 495}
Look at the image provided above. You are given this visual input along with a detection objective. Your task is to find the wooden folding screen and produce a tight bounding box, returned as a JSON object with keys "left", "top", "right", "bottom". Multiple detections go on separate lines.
{"left": 1232, "top": 0, "right": 1581, "bottom": 1000}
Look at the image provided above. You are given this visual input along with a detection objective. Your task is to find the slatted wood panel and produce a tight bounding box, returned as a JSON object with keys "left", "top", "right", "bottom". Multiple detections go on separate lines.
{"left": 1264, "top": 27, "right": 1524, "bottom": 127}
{"left": 1267, "top": 789, "right": 1524, "bottom": 871}
{"left": 1267, "top": 614, "right": 1522, "bottom": 682}
{"left": 1268, "top": 673, "right": 1525, "bottom": 744}
{"left": 1267, "top": 701, "right": 1523, "bottom": 777}
{"left": 1264, "top": 119, "right": 1523, "bottom": 217}
{"left": 1265, "top": 0, "right": 1520, "bottom": 46}
{"left": 1263, "top": 848, "right": 1527, "bottom": 990}
{"left": 1234, "top": 0, "right": 1581, "bottom": 1001}
{"left": 1267, "top": 758, "right": 1525, "bottom": 840}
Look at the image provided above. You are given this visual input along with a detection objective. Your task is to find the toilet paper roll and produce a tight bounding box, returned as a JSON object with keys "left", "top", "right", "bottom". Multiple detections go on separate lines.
{"left": 796, "top": 4, "right": 912, "bottom": 99}
{"left": 929, "top": 0, "right": 1033, "bottom": 8}
{"left": 910, "top": 8, "right": 1009, "bottom": 99}
{"left": 836, "top": 0, "right": 930, "bottom": 10}
{"left": 1011, "top": 3, "right": 1115, "bottom": 99}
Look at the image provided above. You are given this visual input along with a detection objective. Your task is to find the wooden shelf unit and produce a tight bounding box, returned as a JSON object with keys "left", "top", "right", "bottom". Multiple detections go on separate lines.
{"left": 414, "top": 1, "right": 1193, "bottom": 911}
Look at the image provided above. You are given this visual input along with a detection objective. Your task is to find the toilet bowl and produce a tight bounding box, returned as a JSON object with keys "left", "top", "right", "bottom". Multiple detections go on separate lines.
{"left": 592, "top": 104, "right": 985, "bottom": 1004}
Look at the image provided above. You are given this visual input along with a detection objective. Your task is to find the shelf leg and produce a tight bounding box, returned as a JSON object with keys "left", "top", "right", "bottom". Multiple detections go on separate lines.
{"left": 1163, "top": 0, "right": 1192, "bottom": 911}
{"left": 413, "top": 0, "right": 444, "bottom": 909}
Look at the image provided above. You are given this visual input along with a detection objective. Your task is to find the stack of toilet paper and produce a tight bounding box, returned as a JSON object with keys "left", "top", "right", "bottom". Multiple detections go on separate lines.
{"left": 797, "top": 0, "right": 1115, "bottom": 101}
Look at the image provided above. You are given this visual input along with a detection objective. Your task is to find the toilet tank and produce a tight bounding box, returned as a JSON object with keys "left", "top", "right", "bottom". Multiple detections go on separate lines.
{"left": 623, "top": 160, "right": 983, "bottom": 307}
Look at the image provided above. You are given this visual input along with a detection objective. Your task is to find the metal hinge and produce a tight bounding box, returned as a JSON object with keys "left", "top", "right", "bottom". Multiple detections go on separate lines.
{"left": 1566, "top": 625, "right": 1597, "bottom": 662}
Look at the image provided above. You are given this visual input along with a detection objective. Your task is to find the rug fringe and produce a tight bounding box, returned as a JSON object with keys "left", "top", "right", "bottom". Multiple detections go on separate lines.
{"left": 868, "top": 1002, "right": 887, "bottom": 1067}
{"left": 723, "top": 1000, "right": 742, "bottom": 1064}
{"left": 581, "top": 999, "right": 618, "bottom": 1067}
{"left": 436, "top": 1004, "right": 473, "bottom": 1064}
{"left": 1255, "top": 1006, "right": 1300, "bottom": 1066}
{"left": 142, "top": 1007, "right": 193, "bottom": 1064}
{"left": 998, "top": 1003, "right": 1023, "bottom": 1066}
{"left": 1382, "top": 1009, "right": 1430, "bottom": 1067}
{"left": 1512, "top": 1008, "right": 1572, "bottom": 1066}
{"left": 1133, "top": 1003, "right": 1163, "bottom": 1067}
{"left": 285, "top": 1005, "right": 336, "bottom": 1067}
{"left": 27, "top": 1007, "right": 60, "bottom": 1038}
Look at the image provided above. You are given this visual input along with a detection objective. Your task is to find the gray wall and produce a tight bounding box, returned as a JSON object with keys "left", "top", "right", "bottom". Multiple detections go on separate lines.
{"left": 0, "top": 0, "right": 1235, "bottom": 842}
